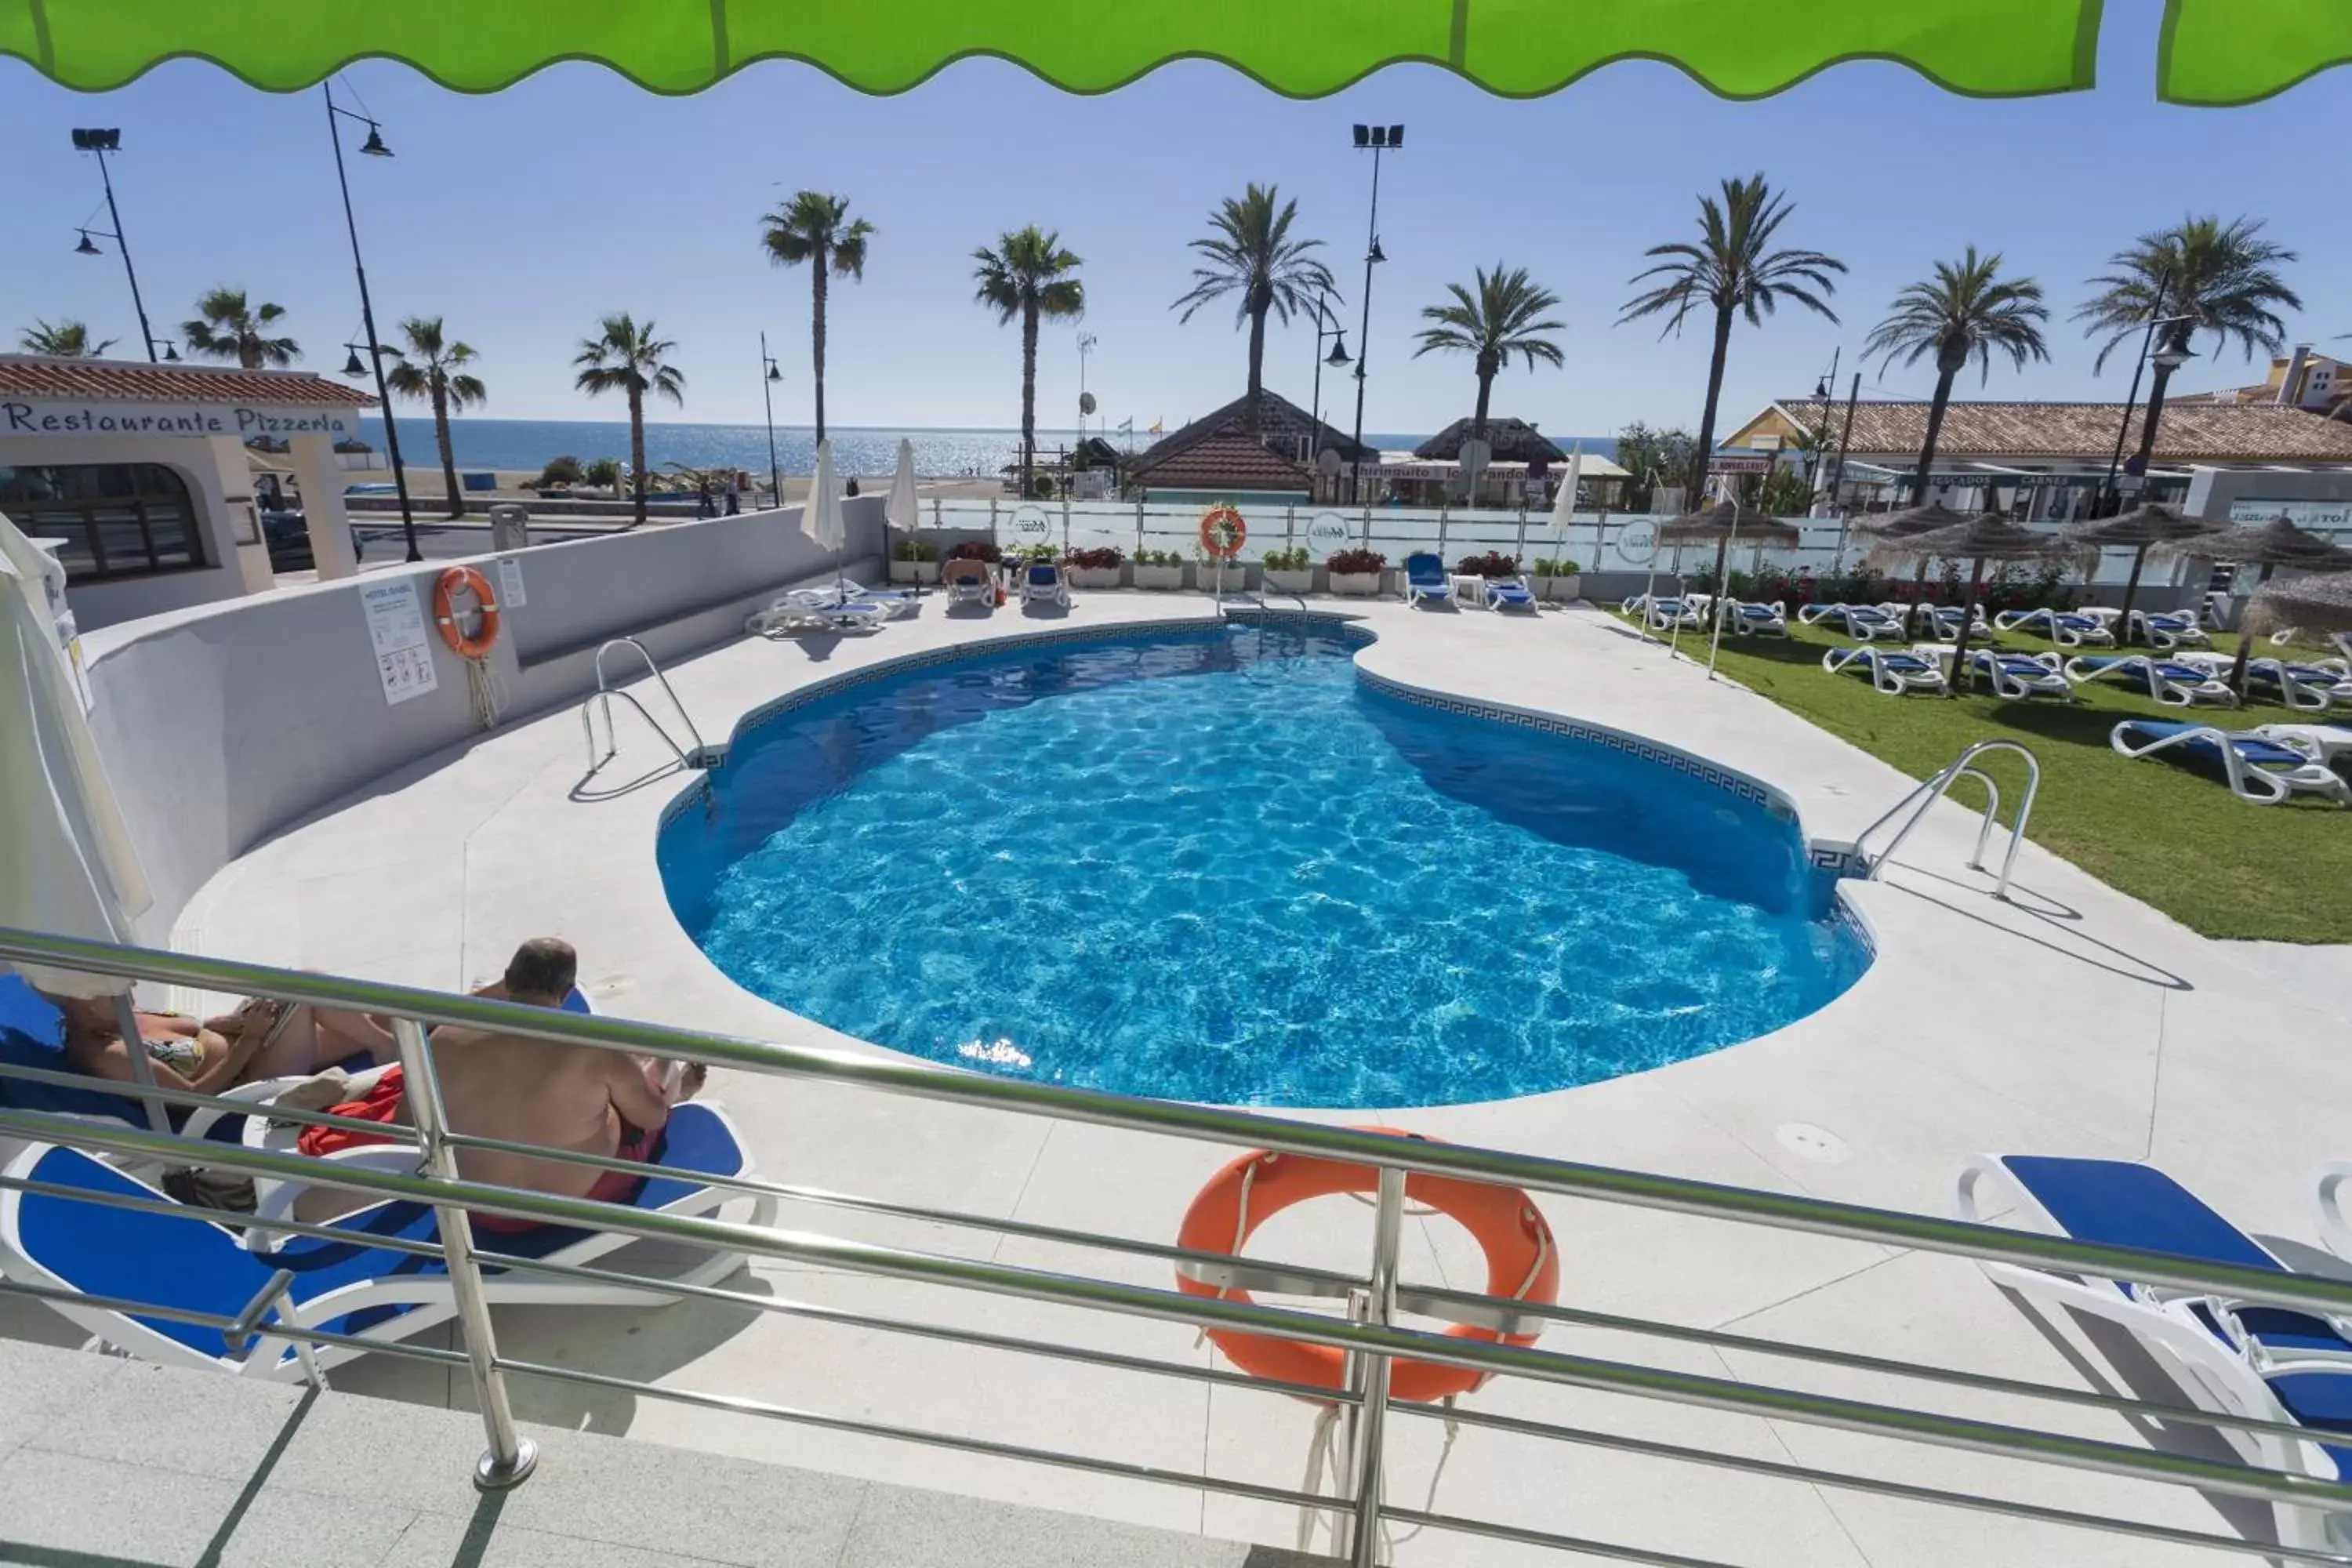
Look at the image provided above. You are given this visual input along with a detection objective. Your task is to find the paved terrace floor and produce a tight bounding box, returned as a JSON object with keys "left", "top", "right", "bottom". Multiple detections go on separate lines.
{"left": 9, "top": 593, "right": 2350, "bottom": 1566}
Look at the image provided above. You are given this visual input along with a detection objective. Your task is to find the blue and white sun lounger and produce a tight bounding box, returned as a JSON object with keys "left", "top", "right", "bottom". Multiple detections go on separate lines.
{"left": 2111, "top": 718, "right": 2352, "bottom": 806}
{"left": 1966, "top": 650, "right": 2071, "bottom": 701}
{"left": 1404, "top": 554, "right": 1450, "bottom": 608}
{"left": 1911, "top": 602, "right": 1990, "bottom": 643}
{"left": 0, "top": 1102, "right": 771, "bottom": 1381}
{"left": 1716, "top": 600, "right": 1788, "bottom": 637}
{"left": 1994, "top": 607, "right": 2116, "bottom": 648}
{"left": 1958, "top": 1154, "right": 2352, "bottom": 1557}
{"left": 1822, "top": 644, "right": 1947, "bottom": 695}
{"left": 1622, "top": 594, "right": 1704, "bottom": 631}
{"left": 2063, "top": 654, "right": 2239, "bottom": 709}
{"left": 2245, "top": 659, "right": 2352, "bottom": 714}
{"left": 1797, "top": 602, "right": 1907, "bottom": 641}
{"left": 2126, "top": 608, "right": 2212, "bottom": 650}
{"left": 1022, "top": 562, "right": 1071, "bottom": 607}
{"left": 1483, "top": 575, "right": 1537, "bottom": 612}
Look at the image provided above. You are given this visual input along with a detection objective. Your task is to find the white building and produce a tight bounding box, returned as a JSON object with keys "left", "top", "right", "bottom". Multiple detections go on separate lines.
{"left": 0, "top": 354, "right": 377, "bottom": 630}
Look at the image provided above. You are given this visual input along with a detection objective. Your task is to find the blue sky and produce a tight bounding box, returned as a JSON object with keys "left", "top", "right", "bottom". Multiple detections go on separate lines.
{"left": 3, "top": 1, "right": 2342, "bottom": 437}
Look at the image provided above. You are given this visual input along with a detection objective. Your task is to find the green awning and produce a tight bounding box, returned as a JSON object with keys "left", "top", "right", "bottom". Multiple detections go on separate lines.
{"left": 2160, "top": 0, "right": 2352, "bottom": 104}
{"left": 5, "top": 0, "right": 2103, "bottom": 98}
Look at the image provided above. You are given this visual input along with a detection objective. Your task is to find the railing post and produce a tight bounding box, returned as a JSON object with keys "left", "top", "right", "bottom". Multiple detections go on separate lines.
{"left": 109, "top": 993, "right": 169, "bottom": 1134}
{"left": 1344, "top": 1166, "right": 1404, "bottom": 1568}
{"left": 393, "top": 1017, "right": 539, "bottom": 1490}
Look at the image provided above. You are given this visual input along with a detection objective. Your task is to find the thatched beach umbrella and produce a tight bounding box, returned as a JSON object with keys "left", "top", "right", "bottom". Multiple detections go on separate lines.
{"left": 1871, "top": 515, "right": 2096, "bottom": 697}
{"left": 2157, "top": 516, "right": 2352, "bottom": 691}
{"left": 2063, "top": 503, "right": 2217, "bottom": 636}
{"left": 2245, "top": 568, "right": 2352, "bottom": 641}
{"left": 1857, "top": 500, "right": 1979, "bottom": 596}
{"left": 1659, "top": 501, "right": 1802, "bottom": 596}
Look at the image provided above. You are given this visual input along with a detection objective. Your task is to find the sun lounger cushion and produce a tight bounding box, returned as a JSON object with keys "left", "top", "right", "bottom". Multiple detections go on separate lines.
{"left": 1996, "top": 1156, "right": 2280, "bottom": 1272}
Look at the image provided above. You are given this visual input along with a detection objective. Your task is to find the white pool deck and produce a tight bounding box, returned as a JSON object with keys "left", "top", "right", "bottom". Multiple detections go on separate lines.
{"left": 21, "top": 593, "right": 2352, "bottom": 1566}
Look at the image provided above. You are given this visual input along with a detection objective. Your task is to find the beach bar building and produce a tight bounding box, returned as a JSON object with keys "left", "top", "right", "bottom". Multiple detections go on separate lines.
{"left": 0, "top": 354, "right": 376, "bottom": 630}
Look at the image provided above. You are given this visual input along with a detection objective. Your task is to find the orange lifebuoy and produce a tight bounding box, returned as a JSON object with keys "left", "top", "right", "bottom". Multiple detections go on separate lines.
{"left": 1174, "top": 1129, "right": 1557, "bottom": 1404}
{"left": 1199, "top": 504, "right": 1247, "bottom": 559}
{"left": 433, "top": 566, "right": 500, "bottom": 659}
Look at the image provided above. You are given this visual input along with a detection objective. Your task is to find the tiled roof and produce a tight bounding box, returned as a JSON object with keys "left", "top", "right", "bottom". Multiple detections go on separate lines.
{"left": 1768, "top": 398, "right": 2352, "bottom": 463}
{"left": 1130, "top": 424, "right": 1316, "bottom": 490}
{"left": 1415, "top": 417, "right": 1567, "bottom": 464}
{"left": 0, "top": 354, "right": 376, "bottom": 407}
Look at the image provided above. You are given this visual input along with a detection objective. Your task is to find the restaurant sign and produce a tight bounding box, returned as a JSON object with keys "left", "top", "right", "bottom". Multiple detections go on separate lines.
{"left": 2228, "top": 499, "right": 2352, "bottom": 531}
{"left": 2, "top": 397, "right": 361, "bottom": 441}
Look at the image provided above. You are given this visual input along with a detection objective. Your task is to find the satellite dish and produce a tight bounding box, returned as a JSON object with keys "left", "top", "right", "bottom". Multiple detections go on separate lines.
{"left": 1317, "top": 448, "right": 1344, "bottom": 479}
{"left": 1079, "top": 391, "right": 1098, "bottom": 417}
{"left": 1459, "top": 437, "right": 1494, "bottom": 488}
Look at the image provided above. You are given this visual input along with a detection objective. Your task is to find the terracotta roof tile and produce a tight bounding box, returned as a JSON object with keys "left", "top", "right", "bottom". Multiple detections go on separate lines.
{"left": 1415, "top": 417, "right": 1566, "bottom": 464}
{"left": 1129, "top": 425, "right": 1316, "bottom": 490}
{"left": 0, "top": 354, "right": 376, "bottom": 408}
{"left": 1771, "top": 398, "right": 2352, "bottom": 464}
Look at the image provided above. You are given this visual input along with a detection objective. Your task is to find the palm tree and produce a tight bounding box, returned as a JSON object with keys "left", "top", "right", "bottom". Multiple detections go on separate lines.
{"left": 180, "top": 287, "right": 298, "bottom": 368}
{"left": 2078, "top": 216, "right": 2301, "bottom": 485}
{"left": 17, "top": 319, "right": 115, "bottom": 357}
{"left": 972, "top": 228, "right": 1086, "bottom": 503}
{"left": 760, "top": 192, "right": 874, "bottom": 445}
{"left": 1619, "top": 175, "right": 1845, "bottom": 500}
{"left": 1864, "top": 249, "right": 2051, "bottom": 506}
{"left": 1413, "top": 265, "right": 1567, "bottom": 447}
{"left": 572, "top": 312, "right": 684, "bottom": 527}
{"left": 385, "top": 317, "right": 488, "bottom": 520}
{"left": 1171, "top": 183, "right": 1337, "bottom": 433}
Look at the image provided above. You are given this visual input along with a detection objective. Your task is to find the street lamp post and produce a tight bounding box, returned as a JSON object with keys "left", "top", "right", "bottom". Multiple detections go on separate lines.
{"left": 323, "top": 82, "right": 420, "bottom": 564}
{"left": 70, "top": 129, "right": 159, "bottom": 363}
{"left": 1308, "top": 291, "right": 1351, "bottom": 502}
{"left": 1347, "top": 123, "right": 1402, "bottom": 505}
{"left": 760, "top": 333, "right": 784, "bottom": 507}
{"left": 2096, "top": 269, "right": 2187, "bottom": 518}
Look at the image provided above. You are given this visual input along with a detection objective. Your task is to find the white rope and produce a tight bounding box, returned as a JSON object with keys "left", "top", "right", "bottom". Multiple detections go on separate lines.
{"left": 463, "top": 652, "right": 504, "bottom": 731}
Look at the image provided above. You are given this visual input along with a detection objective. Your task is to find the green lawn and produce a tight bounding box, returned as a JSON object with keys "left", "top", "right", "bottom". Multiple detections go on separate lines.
{"left": 1618, "top": 615, "right": 2352, "bottom": 942}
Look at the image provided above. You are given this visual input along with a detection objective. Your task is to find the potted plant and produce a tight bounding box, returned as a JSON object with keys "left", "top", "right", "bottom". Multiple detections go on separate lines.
{"left": 1530, "top": 556, "right": 1583, "bottom": 603}
{"left": 1259, "top": 546, "right": 1314, "bottom": 595}
{"left": 1327, "top": 547, "right": 1386, "bottom": 597}
{"left": 889, "top": 536, "right": 941, "bottom": 584}
{"left": 1065, "top": 545, "right": 1125, "bottom": 590}
{"left": 1133, "top": 547, "right": 1185, "bottom": 590}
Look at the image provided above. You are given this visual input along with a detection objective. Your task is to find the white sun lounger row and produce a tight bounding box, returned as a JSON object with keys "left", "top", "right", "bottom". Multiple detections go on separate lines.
{"left": 2111, "top": 717, "right": 2352, "bottom": 806}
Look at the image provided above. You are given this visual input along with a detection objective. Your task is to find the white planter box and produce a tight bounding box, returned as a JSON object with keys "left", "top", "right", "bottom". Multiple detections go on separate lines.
{"left": 1264, "top": 569, "right": 1313, "bottom": 595}
{"left": 1192, "top": 562, "right": 1247, "bottom": 592}
{"left": 1535, "top": 574, "right": 1581, "bottom": 602}
{"left": 887, "top": 559, "right": 941, "bottom": 584}
{"left": 1133, "top": 564, "right": 1185, "bottom": 590}
{"left": 1069, "top": 567, "right": 1123, "bottom": 590}
{"left": 1330, "top": 572, "right": 1381, "bottom": 597}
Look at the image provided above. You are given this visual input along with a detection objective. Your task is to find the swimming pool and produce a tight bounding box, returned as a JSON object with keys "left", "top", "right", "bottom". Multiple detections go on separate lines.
{"left": 659, "top": 622, "right": 1868, "bottom": 1107}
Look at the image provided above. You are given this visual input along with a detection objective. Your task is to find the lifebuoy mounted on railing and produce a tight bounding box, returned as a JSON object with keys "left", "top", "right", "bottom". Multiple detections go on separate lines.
{"left": 1173, "top": 1127, "right": 1558, "bottom": 1404}
{"left": 433, "top": 566, "right": 501, "bottom": 659}
{"left": 1199, "top": 503, "right": 1247, "bottom": 560}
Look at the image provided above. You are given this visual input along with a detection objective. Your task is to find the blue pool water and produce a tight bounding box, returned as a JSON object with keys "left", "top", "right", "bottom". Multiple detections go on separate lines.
{"left": 659, "top": 625, "right": 1867, "bottom": 1108}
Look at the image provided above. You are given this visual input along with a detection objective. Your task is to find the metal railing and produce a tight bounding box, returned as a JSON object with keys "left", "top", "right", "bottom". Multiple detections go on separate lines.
{"left": 3, "top": 927, "right": 2350, "bottom": 1566}
{"left": 581, "top": 637, "right": 720, "bottom": 780}
{"left": 1855, "top": 739, "right": 2044, "bottom": 901}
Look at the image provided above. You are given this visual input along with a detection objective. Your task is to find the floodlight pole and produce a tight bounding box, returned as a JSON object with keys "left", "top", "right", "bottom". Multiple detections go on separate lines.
{"left": 2098, "top": 269, "right": 2172, "bottom": 519}
{"left": 324, "top": 82, "right": 420, "bottom": 563}
{"left": 78, "top": 135, "right": 159, "bottom": 363}
{"left": 1348, "top": 125, "right": 1400, "bottom": 505}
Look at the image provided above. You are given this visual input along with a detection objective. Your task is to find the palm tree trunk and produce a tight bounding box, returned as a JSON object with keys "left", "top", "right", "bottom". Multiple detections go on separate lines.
{"left": 629, "top": 386, "right": 648, "bottom": 528}
{"left": 811, "top": 251, "right": 829, "bottom": 447}
{"left": 1913, "top": 368, "right": 1959, "bottom": 507}
{"left": 1688, "top": 303, "right": 1736, "bottom": 503}
{"left": 1020, "top": 301, "right": 1040, "bottom": 501}
{"left": 1945, "top": 557, "right": 1988, "bottom": 697}
{"left": 432, "top": 385, "right": 463, "bottom": 519}
{"left": 241, "top": 337, "right": 261, "bottom": 371}
{"left": 2131, "top": 356, "right": 2180, "bottom": 473}
{"left": 1472, "top": 370, "right": 1493, "bottom": 445}
{"left": 1245, "top": 304, "right": 1267, "bottom": 434}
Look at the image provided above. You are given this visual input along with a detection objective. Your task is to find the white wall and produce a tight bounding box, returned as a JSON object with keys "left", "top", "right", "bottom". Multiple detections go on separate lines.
{"left": 78, "top": 495, "right": 886, "bottom": 939}
{"left": 1, "top": 433, "right": 256, "bottom": 630}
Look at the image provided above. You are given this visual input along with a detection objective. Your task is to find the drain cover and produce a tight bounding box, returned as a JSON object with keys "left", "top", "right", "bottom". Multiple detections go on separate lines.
{"left": 1776, "top": 1123, "right": 1850, "bottom": 1163}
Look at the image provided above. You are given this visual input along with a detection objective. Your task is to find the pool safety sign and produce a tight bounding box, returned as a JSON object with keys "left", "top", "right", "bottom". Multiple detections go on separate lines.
{"left": 361, "top": 578, "right": 440, "bottom": 706}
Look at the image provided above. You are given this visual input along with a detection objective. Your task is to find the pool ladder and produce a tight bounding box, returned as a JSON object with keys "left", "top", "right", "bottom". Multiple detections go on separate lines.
{"left": 1850, "top": 739, "right": 2042, "bottom": 901}
{"left": 580, "top": 638, "right": 726, "bottom": 780}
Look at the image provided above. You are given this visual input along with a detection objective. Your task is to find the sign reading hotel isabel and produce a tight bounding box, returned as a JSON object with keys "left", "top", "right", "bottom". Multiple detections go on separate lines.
{"left": 1, "top": 397, "right": 361, "bottom": 441}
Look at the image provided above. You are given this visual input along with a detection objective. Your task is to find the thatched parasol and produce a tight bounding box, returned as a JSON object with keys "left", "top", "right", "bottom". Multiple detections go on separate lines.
{"left": 2062, "top": 503, "right": 2219, "bottom": 636}
{"left": 2244, "top": 569, "right": 2352, "bottom": 641}
{"left": 2155, "top": 516, "right": 2352, "bottom": 690}
{"left": 1871, "top": 516, "right": 2096, "bottom": 697}
{"left": 1659, "top": 500, "right": 1802, "bottom": 597}
{"left": 1856, "top": 501, "right": 1979, "bottom": 593}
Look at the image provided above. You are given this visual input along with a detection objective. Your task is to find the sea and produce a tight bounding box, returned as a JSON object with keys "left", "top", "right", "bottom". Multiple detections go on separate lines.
{"left": 356, "top": 417, "right": 1621, "bottom": 478}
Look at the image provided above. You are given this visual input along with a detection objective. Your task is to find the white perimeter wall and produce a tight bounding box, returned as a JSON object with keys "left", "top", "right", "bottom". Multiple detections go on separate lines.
{"left": 77, "top": 497, "right": 886, "bottom": 940}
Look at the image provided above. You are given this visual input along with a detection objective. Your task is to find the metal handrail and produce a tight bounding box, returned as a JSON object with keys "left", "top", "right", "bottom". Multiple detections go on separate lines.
{"left": 8, "top": 927, "right": 2352, "bottom": 1564}
{"left": 1855, "top": 738, "right": 2043, "bottom": 899}
{"left": 581, "top": 636, "right": 717, "bottom": 778}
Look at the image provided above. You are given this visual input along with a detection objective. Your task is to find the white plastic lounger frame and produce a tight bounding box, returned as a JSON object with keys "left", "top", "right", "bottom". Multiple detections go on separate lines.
{"left": 785, "top": 583, "right": 918, "bottom": 620}
{"left": 1822, "top": 644, "right": 1947, "bottom": 695}
{"left": 1912, "top": 603, "right": 1991, "bottom": 644}
{"left": 1956, "top": 1156, "right": 2352, "bottom": 1559}
{"left": 2110, "top": 720, "right": 2352, "bottom": 807}
{"left": 2255, "top": 724, "right": 2352, "bottom": 770}
{"left": 1969, "top": 650, "right": 2073, "bottom": 701}
{"left": 1798, "top": 602, "right": 1907, "bottom": 641}
{"left": 1622, "top": 593, "right": 1701, "bottom": 632}
{"left": 2316, "top": 1163, "right": 2352, "bottom": 1266}
{"left": 2127, "top": 608, "right": 2212, "bottom": 651}
{"left": 941, "top": 564, "right": 995, "bottom": 606}
{"left": 1993, "top": 608, "right": 2116, "bottom": 649}
{"left": 2246, "top": 659, "right": 2352, "bottom": 714}
{"left": 746, "top": 600, "right": 887, "bottom": 637}
{"left": 1717, "top": 599, "right": 1788, "bottom": 637}
{"left": 1022, "top": 564, "right": 1072, "bottom": 607}
{"left": 2063, "top": 655, "right": 2240, "bottom": 710}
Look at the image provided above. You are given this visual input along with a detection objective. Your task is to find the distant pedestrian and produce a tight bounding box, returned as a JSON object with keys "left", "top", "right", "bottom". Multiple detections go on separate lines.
{"left": 696, "top": 478, "right": 714, "bottom": 518}
{"left": 845, "top": 477, "right": 861, "bottom": 498}
{"left": 724, "top": 485, "right": 741, "bottom": 517}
